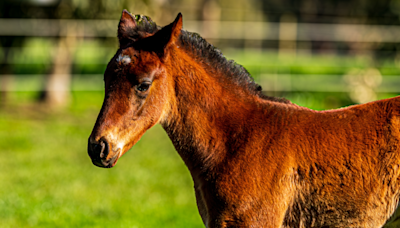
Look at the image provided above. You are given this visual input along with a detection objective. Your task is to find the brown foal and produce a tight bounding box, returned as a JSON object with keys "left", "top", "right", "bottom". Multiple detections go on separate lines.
{"left": 88, "top": 10, "right": 400, "bottom": 228}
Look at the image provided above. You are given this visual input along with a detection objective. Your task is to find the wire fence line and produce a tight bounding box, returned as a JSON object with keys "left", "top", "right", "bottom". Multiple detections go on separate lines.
{"left": 259, "top": 74, "right": 400, "bottom": 93}
{"left": 0, "top": 74, "right": 104, "bottom": 91}
{"left": 2, "top": 18, "right": 400, "bottom": 43}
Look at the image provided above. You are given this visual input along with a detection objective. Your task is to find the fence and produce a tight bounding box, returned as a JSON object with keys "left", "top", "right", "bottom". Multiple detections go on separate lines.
{"left": 1, "top": 18, "right": 400, "bottom": 102}
{"left": 2, "top": 19, "right": 400, "bottom": 42}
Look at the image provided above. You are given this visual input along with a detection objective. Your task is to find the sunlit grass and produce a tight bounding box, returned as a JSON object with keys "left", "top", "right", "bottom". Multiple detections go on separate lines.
{"left": 0, "top": 92, "right": 203, "bottom": 228}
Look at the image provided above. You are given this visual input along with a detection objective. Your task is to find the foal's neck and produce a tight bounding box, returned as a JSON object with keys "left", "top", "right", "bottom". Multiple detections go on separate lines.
{"left": 161, "top": 48, "right": 267, "bottom": 176}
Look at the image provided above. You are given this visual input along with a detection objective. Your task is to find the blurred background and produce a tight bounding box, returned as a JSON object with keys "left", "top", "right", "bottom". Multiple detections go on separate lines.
{"left": 1, "top": 0, "right": 400, "bottom": 227}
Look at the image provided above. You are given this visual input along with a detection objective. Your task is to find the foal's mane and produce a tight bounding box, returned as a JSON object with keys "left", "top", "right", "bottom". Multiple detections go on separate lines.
{"left": 129, "top": 15, "right": 290, "bottom": 104}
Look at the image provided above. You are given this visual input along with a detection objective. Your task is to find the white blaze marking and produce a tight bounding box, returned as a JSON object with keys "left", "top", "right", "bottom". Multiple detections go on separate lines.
{"left": 116, "top": 54, "right": 131, "bottom": 65}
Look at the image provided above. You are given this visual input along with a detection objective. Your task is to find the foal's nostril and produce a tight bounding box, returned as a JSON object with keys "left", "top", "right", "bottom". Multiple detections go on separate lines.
{"left": 91, "top": 143, "right": 100, "bottom": 153}
{"left": 88, "top": 138, "right": 114, "bottom": 167}
{"left": 99, "top": 140, "right": 108, "bottom": 159}
{"left": 88, "top": 138, "right": 109, "bottom": 158}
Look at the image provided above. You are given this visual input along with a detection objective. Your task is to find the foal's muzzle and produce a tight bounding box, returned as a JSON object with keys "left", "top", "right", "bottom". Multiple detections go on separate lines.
{"left": 87, "top": 138, "right": 119, "bottom": 168}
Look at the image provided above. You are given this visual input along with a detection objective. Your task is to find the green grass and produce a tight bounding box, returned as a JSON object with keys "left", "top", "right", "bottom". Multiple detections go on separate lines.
{"left": 0, "top": 92, "right": 203, "bottom": 228}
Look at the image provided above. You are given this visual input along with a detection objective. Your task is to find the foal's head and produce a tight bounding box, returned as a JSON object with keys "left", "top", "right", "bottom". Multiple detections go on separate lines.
{"left": 88, "top": 10, "right": 182, "bottom": 168}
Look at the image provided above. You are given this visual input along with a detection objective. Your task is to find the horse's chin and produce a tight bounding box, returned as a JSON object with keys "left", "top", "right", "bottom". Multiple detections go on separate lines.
{"left": 108, "top": 153, "right": 120, "bottom": 168}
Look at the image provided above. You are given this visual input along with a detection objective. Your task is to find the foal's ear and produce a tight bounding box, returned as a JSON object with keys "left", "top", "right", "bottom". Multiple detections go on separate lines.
{"left": 118, "top": 9, "right": 137, "bottom": 46}
{"left": 167, "top": 13, "right": 183, "bottom": 46}
{"left": 156, "top": 13, "right": 182, "bottom": 57}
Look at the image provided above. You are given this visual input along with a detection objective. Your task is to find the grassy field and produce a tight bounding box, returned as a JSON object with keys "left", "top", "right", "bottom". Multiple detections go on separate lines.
{"left": 0, "top": 91, "right": 204, "bottom": 228}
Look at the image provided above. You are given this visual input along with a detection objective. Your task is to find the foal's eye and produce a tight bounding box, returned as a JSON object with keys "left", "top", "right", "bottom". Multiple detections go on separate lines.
{"left": 136, "top": 82, "right": 151, "bottom": 92}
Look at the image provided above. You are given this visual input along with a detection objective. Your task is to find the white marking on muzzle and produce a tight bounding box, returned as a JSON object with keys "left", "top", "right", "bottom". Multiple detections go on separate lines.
{"left": 116, "top": 142, "right": 125, "bottom": 155}
{"left": 106, "top": 133, "right": 125, "bottom": 158}
{"left": 107, "top": 132, "right": 125, "bottom": 154}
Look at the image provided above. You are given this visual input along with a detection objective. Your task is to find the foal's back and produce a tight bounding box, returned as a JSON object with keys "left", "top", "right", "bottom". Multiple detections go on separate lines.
{"left": 269, "top": 96, "right": 400, "bottom": 227}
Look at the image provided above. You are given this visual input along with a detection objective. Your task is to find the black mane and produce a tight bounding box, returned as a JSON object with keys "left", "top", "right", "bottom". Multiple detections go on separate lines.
{"left": 130, "top": 14, "right": 290, "bottom": 104}
{"left": 178, "top": 30, "right": 290, "bottom": 104}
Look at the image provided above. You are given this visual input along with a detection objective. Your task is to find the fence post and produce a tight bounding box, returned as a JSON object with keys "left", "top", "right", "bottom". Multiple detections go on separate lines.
{"left": 279, "top": 14, "right": 297, "bottom": 58}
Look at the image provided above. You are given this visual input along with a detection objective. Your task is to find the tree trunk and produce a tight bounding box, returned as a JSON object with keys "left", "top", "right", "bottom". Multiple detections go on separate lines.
{"left": 0, "top": 65, "right": 11, "bottom": 108}
{"left": 0, "top": 42, "right": 14, "bottom": 108}
{"left": 42, "top": 23, "right": 78, "bottom": 107}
